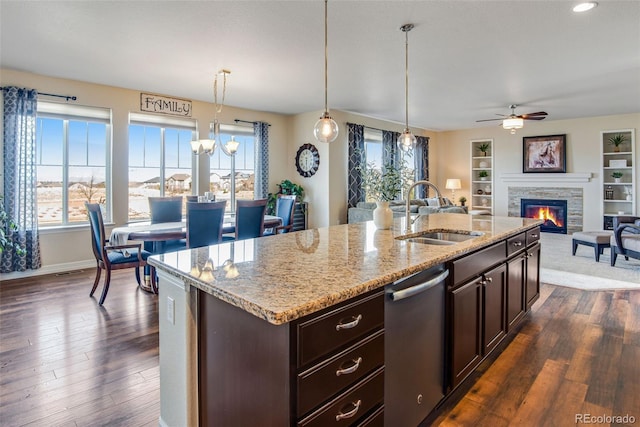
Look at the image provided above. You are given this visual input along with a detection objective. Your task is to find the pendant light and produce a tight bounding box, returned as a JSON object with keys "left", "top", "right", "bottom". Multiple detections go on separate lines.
{"left": 313, "top": 0, "right": 339, "bottom": 143}
{"left": 397, "top": 23, "right": 416, "bottom": 152}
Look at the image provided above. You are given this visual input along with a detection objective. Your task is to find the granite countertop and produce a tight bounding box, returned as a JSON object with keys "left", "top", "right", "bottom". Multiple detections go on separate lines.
{"left": 148, "top": 213, "right": 542, "bottom": 325}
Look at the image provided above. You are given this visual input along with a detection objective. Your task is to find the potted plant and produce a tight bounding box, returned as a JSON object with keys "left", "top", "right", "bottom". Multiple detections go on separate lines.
{"left": 478, "top": 170, "right": 489, "bottom": 181}
{"left": 1, "top": 196, "right": 26, "bottom": 256}
{"left": 458, "top": 196, "right": 467, "bottom": 207}
{"left": 477, "top": 143, "right": 490, "bottom": 157}
{"left": 358, "top": 161, "right": 407, "bottom": 229}
{"left": 612, "top": 171, "right": 623, "bottom": 183}
{"left": 608, "top": 134, "right": 628, "bottom": 152}
{"left": 267, "top": 179, "right": 304, "bottom": 215}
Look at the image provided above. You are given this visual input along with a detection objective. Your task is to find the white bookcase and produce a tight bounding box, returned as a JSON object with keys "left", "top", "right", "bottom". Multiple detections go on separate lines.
{"left": 470, "top": 139, "right": 494, "bottom": 214}
{"left": 601, "top": 128, "right": 636, "bottom": 230}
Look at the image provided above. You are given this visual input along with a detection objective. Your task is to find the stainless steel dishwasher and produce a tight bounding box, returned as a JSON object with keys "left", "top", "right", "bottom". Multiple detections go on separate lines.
{"left": 384, "top": 264, "right": 449, "bottom": 426}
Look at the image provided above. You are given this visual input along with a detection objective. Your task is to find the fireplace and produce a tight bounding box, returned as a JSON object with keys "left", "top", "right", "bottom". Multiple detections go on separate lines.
{"left": 520, "top": 199, "right": 567, "bottom": 234}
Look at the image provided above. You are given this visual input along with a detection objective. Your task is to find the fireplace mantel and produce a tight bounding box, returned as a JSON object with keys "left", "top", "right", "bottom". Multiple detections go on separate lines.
{"left": 500, "top": 172, "right": 592, "bottom": 183}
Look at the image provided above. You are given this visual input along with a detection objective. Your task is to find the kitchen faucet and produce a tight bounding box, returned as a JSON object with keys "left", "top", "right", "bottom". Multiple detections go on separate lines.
{"left": 405, "top": 180, "right": 445, "bottom": 233}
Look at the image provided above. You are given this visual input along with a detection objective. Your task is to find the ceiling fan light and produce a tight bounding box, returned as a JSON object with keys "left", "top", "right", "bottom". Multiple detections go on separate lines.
{"left": 314, "top": 112, "right": 339, "bottom": 143}
{"left": 503, "top": 117, "right": 524, "bottom": 130}
{"left": 573, "top": 2, "right": 597, "bottom": 12}
{"left": 397, "top": 129, "right": 416, "bottom": 152}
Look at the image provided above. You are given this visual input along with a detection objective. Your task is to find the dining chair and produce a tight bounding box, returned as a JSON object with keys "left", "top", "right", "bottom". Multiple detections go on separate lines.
{"left": 185, "top": 195, "right": 199, "bottom": 203}
{"left": 85, "top": 203, "right": 155, "bottom": 305}
{"left": 264, "top": 195, "right": 296, "bottom": 236}
{"left": 186, "top": 200, "right": 227, "bottom": 248}
{"left": 224, "top": 199, "right": 268, "bottom": 241}
{"left": 148, "top": 196, "right": 186, "bottom": 253}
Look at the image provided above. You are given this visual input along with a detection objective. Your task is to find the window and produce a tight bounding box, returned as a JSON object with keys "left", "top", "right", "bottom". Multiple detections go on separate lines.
{"left": 36, "top": 102, "right": 111, "bottom": 226}
{"left": 364, "top": 128, "right": 383, "bottom": 170}
{"left": 209, "top": 123, "right": 255, "bottom": 211}
{"left": 128, "top": 113, "right": 196, "bottom": 220}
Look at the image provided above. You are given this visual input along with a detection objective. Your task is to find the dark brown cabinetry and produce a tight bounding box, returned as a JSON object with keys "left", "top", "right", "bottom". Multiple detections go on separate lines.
{"left": 506, "top": 253, "right": 526, "bottom": 329}
{"left": 450, "top": 277, "right": 482, "bottom": 388}
{"left": 482, "top": 264, "right": 507, "bottom": 356}
{"left": 526, "top": 242, "right": 541, "bottom": 309}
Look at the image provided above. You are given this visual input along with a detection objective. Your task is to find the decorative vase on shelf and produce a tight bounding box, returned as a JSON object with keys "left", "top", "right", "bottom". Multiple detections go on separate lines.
{"left": 373, "top": 201, "right": 394, "bottom": 230}
{"left": 627, "top": 194, "right": 632, "bottom": 202}
{"left": 614, "top": 178, "right": 621, "bottom": 183}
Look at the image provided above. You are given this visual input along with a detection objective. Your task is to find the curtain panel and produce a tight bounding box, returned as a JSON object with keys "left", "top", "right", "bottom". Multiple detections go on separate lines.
{"left": 347, "top": 123, "right": 365, "bottom": 208}
{"left": 414, "top": 136, "right": 430, "bottom": 198}
{"left": 2, "top": 87, "right": 41, "bottom": 272}
{"left": 253, "top": 121, "right": 269, "bottom": 199}
{"left": 382, "top": 130, "right": 400, "bottom": 169}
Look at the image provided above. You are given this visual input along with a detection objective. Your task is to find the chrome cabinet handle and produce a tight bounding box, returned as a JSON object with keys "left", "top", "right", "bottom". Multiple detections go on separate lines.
{"left": 336, "top": 357, "right": 363, "bottom": 376}
{"left": 513, "top": 241, "right": 523, "bottom": 247}
{"left": 529, "top": 233, "right": 539, "bottom": 238}
{"left": 335, "top": 400, "right": 361, "bottom": 421}
{"left": 486, "top": 276, "right": 493, "bottom": 283}
{"left": 335, "top": 314, "right": 362, "bottom": 331}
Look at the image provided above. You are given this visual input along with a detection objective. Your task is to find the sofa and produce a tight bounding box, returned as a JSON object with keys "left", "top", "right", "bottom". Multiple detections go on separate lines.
{"left": 347, "top": 198, "right": 467, "bottom": 224}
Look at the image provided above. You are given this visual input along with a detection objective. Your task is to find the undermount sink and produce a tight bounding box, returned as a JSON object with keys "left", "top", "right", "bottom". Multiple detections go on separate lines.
{"left": 396, "top": 230, "right": 484, "bottom": 245}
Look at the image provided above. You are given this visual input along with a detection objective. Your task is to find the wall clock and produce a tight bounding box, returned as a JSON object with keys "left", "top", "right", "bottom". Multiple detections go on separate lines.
{"left": 295, "top": 143, "right": 320, "bottom": 178}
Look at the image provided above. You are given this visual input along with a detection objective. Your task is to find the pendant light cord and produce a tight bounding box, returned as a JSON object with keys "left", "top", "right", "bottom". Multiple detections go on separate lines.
{"left": 401, "top": 24, "right": 413, "bottom": 130}
{"left": 324, "top": 0, "right": 329, "bottom": 113}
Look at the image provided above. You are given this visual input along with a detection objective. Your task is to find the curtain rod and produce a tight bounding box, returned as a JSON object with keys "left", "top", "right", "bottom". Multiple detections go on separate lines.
{"left": 0, "top": 87, "right": 77, "bottom": 102}
{"left": 234, "top": 118, "right": 270, "bottom": 127}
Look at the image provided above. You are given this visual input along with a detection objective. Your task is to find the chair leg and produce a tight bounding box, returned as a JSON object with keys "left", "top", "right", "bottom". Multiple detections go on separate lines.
{"left": 135, "top": 267, "right": 142, "bottom": 286}
{"left": 594, "top": 245, "right": 600, "bottom": 262}
{"left": 611, "top": 248, "right": 617, "bottom": 266}
{"left": 99, "top": 269, "right": 112, "bottom": 305}
{"left": 150, "top": 266, "right": 158, "bottom": 294}
{"left": 572, "top": 240, "right": 578, "bottom": 256}
{"left": 90, "top": 266, "right": 102, "bottom": 297}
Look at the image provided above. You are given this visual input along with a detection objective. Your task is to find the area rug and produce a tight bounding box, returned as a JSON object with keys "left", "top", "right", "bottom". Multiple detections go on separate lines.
{"left": 539, "top": 233, "right": 640, "bottom": 290}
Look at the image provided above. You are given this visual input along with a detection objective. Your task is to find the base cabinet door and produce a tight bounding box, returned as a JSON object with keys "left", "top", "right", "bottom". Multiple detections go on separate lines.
{"left": 482, "top": 264, "right": 507, "bottom": 356}
{"left": 450, "top": 278, "right": 482, "bottom": 388}
{"left": 526, "top": 243, "right": 541, "bottom": 309}
{"left": 506, "top": 254, "right": 526, "bottom": 330}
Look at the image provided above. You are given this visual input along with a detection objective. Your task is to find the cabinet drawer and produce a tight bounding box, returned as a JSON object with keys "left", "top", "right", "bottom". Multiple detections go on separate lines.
{"left": 297, "top": 330, "right": 384, "bottom": 417}
{"left": 507, "top": 232, "right": 526, "bottom": 256}
{"left": 356, "top": 404, "right": 384, "bottom": 427}
{"left": 298, "top": 367, "right": 384, "bottom": 427}
{"left": 297, "top": 292, "right": 384, "bottom": 367}
{"left": 526, "top": 226, "right": 541, "bottom": 246}
{"left": 450, "top": 241, "right": 506, "bottom": 287}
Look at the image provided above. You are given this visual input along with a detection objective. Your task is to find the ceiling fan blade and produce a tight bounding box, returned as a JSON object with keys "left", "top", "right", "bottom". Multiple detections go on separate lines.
{"left": 519, "top": 111, "right": 548, "bottom": 119}
{"left": 476, "top": 118, "right": 504, "bottom": 122}
{"left": 522, "top": 116, "right": 547, "bottom": 121}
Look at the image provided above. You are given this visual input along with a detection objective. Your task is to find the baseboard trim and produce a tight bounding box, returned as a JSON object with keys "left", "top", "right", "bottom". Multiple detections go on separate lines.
{"left": 0, "top": 260, "right": 96, "bottom": 282}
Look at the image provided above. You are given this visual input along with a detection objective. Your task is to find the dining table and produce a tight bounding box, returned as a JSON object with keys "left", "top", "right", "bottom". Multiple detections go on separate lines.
{"left": 109, "top": 214, "right": 283, "bottom": 292}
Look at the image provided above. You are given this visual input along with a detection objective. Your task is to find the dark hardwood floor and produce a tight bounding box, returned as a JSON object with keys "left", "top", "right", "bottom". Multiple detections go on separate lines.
{"left": 1, "top": 269, "right": 638, "bottom": 426}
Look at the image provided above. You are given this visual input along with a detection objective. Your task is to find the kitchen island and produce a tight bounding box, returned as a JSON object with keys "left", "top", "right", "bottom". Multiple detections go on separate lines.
{"left": 149, "top": 213, "right": 542, "bottom": 427}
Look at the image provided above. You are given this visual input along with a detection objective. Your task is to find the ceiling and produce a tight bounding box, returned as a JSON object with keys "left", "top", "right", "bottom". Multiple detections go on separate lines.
{"left": 1, "top": 0, "right": 639, "bottom": 131}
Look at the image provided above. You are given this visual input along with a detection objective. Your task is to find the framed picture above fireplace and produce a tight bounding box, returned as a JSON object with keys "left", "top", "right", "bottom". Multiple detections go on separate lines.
{"left": 523, "top": 134, "right": 566, "bottom": 173}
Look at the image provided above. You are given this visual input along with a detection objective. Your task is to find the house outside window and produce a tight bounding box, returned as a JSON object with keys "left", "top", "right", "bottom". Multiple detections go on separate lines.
{"left": 128, "top": 113, "right": 196, "bottom": 220}
{"left": 209, "top": 123, "right": 255, "bottom": 212}
{"left": 35, "top": 102, "right": 111, "bottom": 226}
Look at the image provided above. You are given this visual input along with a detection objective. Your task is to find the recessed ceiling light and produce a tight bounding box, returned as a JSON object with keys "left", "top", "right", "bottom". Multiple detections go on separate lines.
{"left": 573, "top": 2, "right": 598, "bottom": 12}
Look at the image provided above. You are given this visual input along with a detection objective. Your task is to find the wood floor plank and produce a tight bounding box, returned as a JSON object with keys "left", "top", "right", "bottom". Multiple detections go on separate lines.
{"left": 1, "top": 270, "right": 638, "bottom": 426}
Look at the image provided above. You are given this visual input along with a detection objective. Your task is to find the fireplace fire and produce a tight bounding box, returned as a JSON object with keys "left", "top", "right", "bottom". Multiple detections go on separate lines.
{"left": 520, "top": 199, "right": 567, "bottom": 234}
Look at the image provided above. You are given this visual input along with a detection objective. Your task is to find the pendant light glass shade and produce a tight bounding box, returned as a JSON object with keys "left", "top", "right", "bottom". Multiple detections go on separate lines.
{"left": 314, "top": 112, "right": 339, "bottom": 143}
{"left": 397, "top": 24, "right": 415, "bottom": 152}
{"left": 314, "top": 0, "right": 338, "bottom": 144}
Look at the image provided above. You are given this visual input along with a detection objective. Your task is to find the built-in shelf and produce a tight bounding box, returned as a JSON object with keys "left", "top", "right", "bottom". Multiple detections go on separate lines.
{"left": 470, "top": 139, "right": 493, "bottom": 214}
{"left": 601, "top": 128, "right": 636, "bottom": 228}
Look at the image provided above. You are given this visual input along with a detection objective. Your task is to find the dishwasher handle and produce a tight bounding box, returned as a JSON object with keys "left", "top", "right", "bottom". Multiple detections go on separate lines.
{"left": 388, "top": 270, "right": 449, "bottom": 302}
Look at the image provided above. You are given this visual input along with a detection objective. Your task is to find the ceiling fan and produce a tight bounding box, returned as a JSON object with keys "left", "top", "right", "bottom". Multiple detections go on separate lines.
{"left": 476, "top": 104, "right": 548, "bottom": 134}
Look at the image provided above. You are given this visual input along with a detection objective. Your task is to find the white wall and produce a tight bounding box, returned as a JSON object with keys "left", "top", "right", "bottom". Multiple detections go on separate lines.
{"left": 2, "top": 68, "right": 638, "bottom": 277}
{"left": 0, "top": 69, "right": 292, "bottom": 276}
{"left": 435, "top": 113, "right": 640, "bottom": 230}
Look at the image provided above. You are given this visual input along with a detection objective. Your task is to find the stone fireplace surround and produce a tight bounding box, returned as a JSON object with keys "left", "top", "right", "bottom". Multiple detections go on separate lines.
{"left": 508, "top": 187, "right": 583, "bottom": 234}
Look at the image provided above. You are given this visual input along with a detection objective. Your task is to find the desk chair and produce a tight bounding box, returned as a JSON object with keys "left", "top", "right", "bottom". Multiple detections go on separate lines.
{"left": 85, "top": 203, "right": 155, "bottom": 305}
{"left": 224, "top": 199, "right": 268, "bottom": 241}
{"left": 186, "top": 201, "right": 227, "bottom": 248}
{"left": 148, "top": 196, "right": 186, "bottom": 253}
{"left": 264, "top": 195, "right": 296, "bottom": 235}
